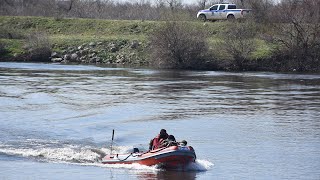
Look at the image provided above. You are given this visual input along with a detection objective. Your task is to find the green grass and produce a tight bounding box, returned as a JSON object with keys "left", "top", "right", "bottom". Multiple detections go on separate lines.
{"left": 0, "top": 16, "right": 157, "bottom": 58}
{"left": 0, "top": 16, "right": 157, "bottom": 36}
{"left": 250, "top": 39, "right": 274, "bottom": 59}
{"left": 0, "top": 16, "right": 274, "bottom": 61}
{"left": 0, "top": 39, "right": 25, "bottom": 55}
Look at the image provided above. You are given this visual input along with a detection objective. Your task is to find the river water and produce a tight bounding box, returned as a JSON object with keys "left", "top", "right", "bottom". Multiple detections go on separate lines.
{"left": 0, "top": 62, "right": 319, "bottom": 179}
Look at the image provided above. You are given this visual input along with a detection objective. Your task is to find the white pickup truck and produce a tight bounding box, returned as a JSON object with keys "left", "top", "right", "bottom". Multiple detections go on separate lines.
{"left": 197, "top": 3, "right": 251, "bottom": 21}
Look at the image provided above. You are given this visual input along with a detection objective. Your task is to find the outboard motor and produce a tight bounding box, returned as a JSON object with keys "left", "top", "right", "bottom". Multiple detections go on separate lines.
{"left": 133, "top": 148, "right": 139, "bottom": 153}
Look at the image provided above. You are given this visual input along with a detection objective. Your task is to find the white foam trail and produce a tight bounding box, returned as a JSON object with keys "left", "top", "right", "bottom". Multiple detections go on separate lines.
{"left": 186, "top": 159, "right": 214, "bottom": 171}
{"left": 0, "top": 144, "right": 213, "bottom": 172}
{"left": 0, "top": 146, "right": 101, "bottom": 163}
{"left": 0, "top": 145, "right": 145, "bottom": 164}
{"left": 94, "top": 163, "right": 158, "bottom": 171}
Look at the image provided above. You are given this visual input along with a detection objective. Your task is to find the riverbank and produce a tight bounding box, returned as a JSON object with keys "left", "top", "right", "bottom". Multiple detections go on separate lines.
{"left": 0, "top": 16, "right": 157, "bottom": 65}
{"left": 0, "top": 16, "right": 319, "bottom": 72}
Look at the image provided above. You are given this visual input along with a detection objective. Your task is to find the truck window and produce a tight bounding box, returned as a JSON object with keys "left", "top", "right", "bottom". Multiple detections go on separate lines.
{"left": 210, "top": 5, "right": 218, "bottom": 11}
{"left": 228, "top": 5, "right": 236, "bottom": 9}
{"left": 219, "top": 5, "right": 225, "bottom": 10}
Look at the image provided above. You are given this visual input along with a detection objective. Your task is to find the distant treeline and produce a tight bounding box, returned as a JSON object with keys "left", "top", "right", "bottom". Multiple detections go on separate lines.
{"left": 0, "top": 0, "right": 201, "bottom": 20}
{"left": 0, "top": 0, "right": 297, "bottom": 21}
{"left": 1, "top": 0, "right": 319, "bottom": 23}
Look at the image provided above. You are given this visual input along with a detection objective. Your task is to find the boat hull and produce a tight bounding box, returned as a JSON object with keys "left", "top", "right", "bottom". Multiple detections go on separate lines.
{"left": 102, "top": 146, "right": 196, "bottom": 168}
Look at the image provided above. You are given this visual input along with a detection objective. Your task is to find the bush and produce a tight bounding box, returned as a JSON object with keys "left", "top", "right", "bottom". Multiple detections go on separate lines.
{"left": 149, "top": 21, "right": 209, "bottom": 69}
{"left": 0, "top": 42, "right": 8, "bottom": 56}
{"left": 271, "top": 0, "right": 320, "bottom": 72}
{"left": 217, "top": 20, "right": 258, "bottom": 70}
{"left": 0, "top": 26, "right": 25, "bottom": 39}
{"left": 25, "top": 32, "right": 52, "bottom": 62}
{"left": 245, "top": 0, "right": 274, "bottom": 24}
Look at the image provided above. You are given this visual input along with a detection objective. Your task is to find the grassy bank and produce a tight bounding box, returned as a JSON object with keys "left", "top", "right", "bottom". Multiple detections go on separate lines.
{"left": 0, "top": 16, "right": 273, "bottom": 69}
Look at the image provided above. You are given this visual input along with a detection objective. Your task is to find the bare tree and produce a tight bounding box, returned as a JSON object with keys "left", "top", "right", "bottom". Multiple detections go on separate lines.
{"left": 0, "top": 0, "right": 198, "bottom": 20}
{"left": 166, "top": 0, "right": 182, "bottom": 11}
{"left": 55, "top": 0, "right": 73, "bottom": 19}
{"left": 218, "top": 21, "right": 257, "bottom": 70}
{"left": 197, "top": 0, "right": 207, "bottom": 9}
{"left": 0, "top": 0, "right": 14, "bottom": 14}
{"left": 149, "top": 21, "right": 209, "bottom": 69}
{"left": 56, "top": 0, "right": 73, "bottom": 11}
{"left": 245, "top": 0, "right": 273, "bottom": 23}
{"left": 273, "top": 0, "right": 320, "bottom": 71}
{"left": 2, "top": 0, "right": 15, "bottom": 6}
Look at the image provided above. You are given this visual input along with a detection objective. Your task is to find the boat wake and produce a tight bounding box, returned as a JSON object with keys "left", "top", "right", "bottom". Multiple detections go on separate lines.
{"left": 94, "top": 159, "right": 213, "bottom": 172}
{"left": 0, "top": 144, "right": 103, "bottom": 163}
{"left": 0, "top": 140, "right": 213, "bottom": 171}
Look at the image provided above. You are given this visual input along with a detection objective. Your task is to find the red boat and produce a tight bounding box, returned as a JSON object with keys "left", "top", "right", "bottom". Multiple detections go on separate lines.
{"left": 101, "top": 145, "right": 196, "bottom": 169}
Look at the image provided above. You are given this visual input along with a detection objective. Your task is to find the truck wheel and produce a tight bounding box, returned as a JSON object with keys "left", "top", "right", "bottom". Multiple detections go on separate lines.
{"left": 227, "top": 14, "right": 235, "bottom": 21}
{"left": 199, "top": 14, "right": 206, "bottom": 22}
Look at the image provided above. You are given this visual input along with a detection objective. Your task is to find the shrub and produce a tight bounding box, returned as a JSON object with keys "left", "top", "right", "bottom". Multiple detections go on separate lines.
{"left": 25, "top": 32, "right": 52, "bottom": 62}
{"left": 271, "top": 0, "right": 320, "bottom": 72}
{"left": 149, "top": 21, "right": 209, "bottom": 69}
{"left": 0, "top": 26, "right": 25, "bottom": 39}
{"left": 217, "top": 20, "right": 257, "bottom": 71}
{"left": 0, "top": 42, "right": 8, "bottom": 56}
{"left": 245, "top": 0, "right": 274, "bottom": 24}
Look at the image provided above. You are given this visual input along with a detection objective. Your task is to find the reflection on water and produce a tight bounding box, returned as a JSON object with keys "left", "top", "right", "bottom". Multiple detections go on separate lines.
{"left": 1, "top": 63, "right": 319, "bottom": 121}
{"left": 137, "top": 170, "right": 198, "bottom": 180}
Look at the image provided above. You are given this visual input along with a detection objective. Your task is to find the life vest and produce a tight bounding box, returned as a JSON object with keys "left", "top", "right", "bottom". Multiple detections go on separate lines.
{"left": 152, "top": 135, "right": 165, "bottom": 150}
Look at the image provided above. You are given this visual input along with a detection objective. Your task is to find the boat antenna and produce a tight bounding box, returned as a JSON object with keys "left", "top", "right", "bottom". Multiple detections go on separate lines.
{"left": 110, "top": 129, "right": 115, "bottom": 155}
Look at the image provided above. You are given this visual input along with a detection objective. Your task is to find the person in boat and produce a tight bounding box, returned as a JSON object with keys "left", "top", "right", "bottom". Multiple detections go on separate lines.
{"left": 180, "top": 140, "right": 187, "bottom": 146}
{"left": 149, "top": 129, "right": 169, "bottom": 150}
{"left": 159, "top": 135, "right": 178, "bottom": 148}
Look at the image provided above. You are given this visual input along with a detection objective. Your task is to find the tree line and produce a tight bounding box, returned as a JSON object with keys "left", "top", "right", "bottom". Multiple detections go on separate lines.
{"left": 0, "top": 0, "right": 307, "bottom": 21}
{"left": 0, "top": 0, "right": 197, "bottom": 20}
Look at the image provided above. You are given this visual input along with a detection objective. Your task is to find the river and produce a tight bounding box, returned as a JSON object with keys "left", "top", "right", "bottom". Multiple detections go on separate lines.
{"left": 0, "top": 62, "right": 319, "bottom": 179}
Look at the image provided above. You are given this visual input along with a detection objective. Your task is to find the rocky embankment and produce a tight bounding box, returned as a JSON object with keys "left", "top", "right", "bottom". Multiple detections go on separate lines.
{"left": 49, "top": 40, "right": 146, "bottom": 65}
